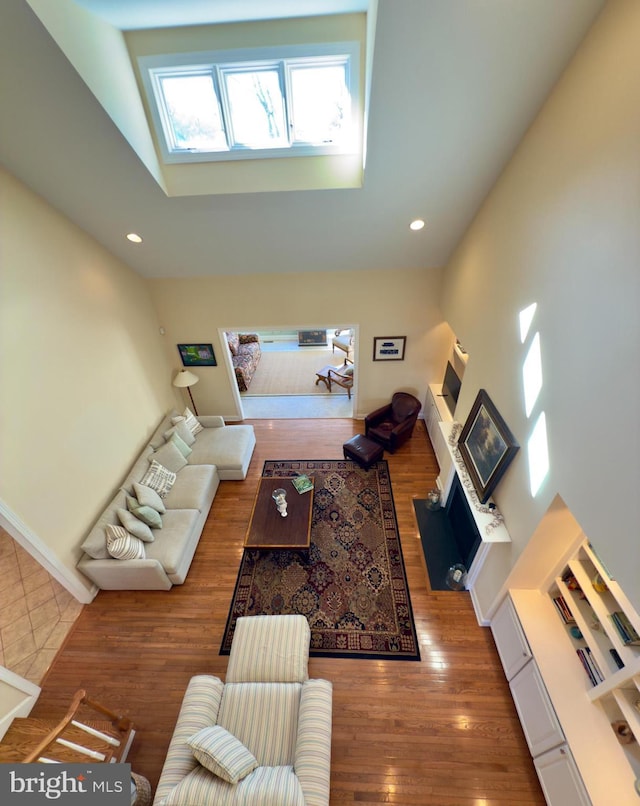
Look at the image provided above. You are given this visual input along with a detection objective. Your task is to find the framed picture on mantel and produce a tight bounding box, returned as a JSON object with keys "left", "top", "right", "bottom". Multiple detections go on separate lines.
{"left": 458, "top": 389, "right": 519, "bottom": 504}
{"left": 373, "top": 336, "right": 406, "bottom": 361}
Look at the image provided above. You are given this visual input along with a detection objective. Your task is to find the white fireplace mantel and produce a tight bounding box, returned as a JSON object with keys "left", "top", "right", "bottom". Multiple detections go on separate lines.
{"left": 438, "top": 421, "right": 511, "bottom": 593}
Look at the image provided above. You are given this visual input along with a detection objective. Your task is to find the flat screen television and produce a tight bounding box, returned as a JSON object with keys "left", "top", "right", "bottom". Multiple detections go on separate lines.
{"left": 442, "top": 361, "right": 462, "bottom": 417}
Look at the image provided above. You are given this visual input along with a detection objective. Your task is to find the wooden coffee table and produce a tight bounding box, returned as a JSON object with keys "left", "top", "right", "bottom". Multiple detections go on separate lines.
{"left": 244, "top": 477, "right": 313, "bottom": 551}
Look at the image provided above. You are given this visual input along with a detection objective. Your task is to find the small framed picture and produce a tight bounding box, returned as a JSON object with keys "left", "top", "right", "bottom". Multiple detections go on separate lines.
{"left": 177, "top": 344, "right": 217, "bottom": 367}
{"left": 373, "top": 336, "right": 406, "bottom": 361}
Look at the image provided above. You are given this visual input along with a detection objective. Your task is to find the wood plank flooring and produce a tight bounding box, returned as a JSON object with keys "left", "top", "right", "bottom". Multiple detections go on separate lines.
{"left": 19, "top": 419, "right": 544, "bottom": 804}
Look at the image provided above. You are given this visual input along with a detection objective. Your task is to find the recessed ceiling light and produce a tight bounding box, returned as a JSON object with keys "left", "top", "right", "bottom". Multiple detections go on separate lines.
{"left": 126, "top": 233, "right": 143, "bottom": 243}
{"left": 409, "top": 219, "right": 425, "bottom": 231}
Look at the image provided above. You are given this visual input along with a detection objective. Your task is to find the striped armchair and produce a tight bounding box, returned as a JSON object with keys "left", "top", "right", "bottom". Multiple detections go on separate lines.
{"left": 153, "top": 616, "right": 332, "bottom": 806}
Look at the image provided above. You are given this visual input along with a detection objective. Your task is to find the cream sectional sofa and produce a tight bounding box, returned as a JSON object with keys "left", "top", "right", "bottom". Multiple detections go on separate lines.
{"left": 77, "top": 412, "right": 255, "bottom": 591}
{"left": 153, "top": 615, "right": 332, "bottom": 806}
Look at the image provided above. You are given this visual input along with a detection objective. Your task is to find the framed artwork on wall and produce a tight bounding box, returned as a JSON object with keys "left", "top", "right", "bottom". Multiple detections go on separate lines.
{"left": 373, "top": 336, "right": 406, "bottom": 361}
{"left": 457, "top": 389, "right": 519, "bottom": 504}
{"left": 177, "top": 343, "right": 217, "bottom": 367}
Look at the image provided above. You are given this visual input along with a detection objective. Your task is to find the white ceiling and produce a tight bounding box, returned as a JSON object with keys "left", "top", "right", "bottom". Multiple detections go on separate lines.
{"left": 72, "top": 0, "right": 370, "bottom": 29}
{"left": 0, "top": 0, "right": 605, "bottom": 278}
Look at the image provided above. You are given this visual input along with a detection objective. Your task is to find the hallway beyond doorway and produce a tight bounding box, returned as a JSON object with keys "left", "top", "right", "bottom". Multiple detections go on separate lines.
{"left": 239, "top": 331, "right": 354, "bottom": 419}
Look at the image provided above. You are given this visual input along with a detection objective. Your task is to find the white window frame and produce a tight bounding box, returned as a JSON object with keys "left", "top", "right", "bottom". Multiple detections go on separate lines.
{"left": 139, "top": 42, "right": 360, "bottom": 164}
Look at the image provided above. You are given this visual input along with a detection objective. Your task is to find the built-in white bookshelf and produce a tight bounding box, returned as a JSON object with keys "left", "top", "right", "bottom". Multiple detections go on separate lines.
{"left": 496, "top": 533, "right": 640, "bottom": 804}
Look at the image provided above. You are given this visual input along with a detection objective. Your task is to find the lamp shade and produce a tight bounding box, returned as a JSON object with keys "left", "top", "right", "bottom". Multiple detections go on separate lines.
{"left": 173, "top": 369, "right": 199, "bottom": 388}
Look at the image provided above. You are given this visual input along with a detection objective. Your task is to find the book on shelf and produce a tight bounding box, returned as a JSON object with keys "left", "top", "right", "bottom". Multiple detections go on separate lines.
{"left": 609, "top": 612, "right": 630, "bottom": 643}
{"left": 552, "top": 595, "right": 576, "bottom": 624}
{"left": 291, "top": 474, "right": 314, "bottom": 494}
{"left": 576, "top": 647, "right": 604, "bottom": 685}
{"left": 614, "top": 612, "right": 639, "bottom": 645}
{"left": 576, "top": 649, "right": 598, "bottom": 686}
{"left": 609, "top": 611, "right": 640, "bottom": 646}
{"left": 609, "top": 648, "right": 625, "bottom": 669}
{"left": 588, "top": 541, "right": 615, "bottom": 580}
{"left": 584, "top": 646, "right": 605, "bottom": 682}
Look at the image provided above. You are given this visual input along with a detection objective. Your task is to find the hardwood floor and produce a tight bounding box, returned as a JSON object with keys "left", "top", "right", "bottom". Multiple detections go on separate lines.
{"left": 23, "top": 419, "right": 544, "bottom": 804}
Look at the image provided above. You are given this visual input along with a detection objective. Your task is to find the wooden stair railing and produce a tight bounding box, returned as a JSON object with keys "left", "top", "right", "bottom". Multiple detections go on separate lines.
{"left": 22, "top": 690, "right": 135, "bottom": 764}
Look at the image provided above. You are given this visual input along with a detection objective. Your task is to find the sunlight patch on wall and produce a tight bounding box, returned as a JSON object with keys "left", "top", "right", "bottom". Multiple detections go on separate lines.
{"left": 522, "top": 332, "right": 542, "bottom": 417}
{"left": 519, "top": 302, "right": 537, "bottom": 343}
{"left": 519, "top": 303, "right": 550, "bottom": 497}
{"left": 528, "top": 412, "right": 550, "bottom": 496}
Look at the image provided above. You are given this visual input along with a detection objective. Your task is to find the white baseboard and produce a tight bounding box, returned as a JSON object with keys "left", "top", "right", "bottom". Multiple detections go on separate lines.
{"left": 0, "top": 667, "right": 40, "bottom": 742}
{"left": 469, "top": 586, "right": 491, "bottom": 627}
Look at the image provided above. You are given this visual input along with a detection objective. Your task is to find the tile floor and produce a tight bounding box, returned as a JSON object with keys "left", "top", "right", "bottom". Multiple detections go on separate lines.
{"left": 0, "top": 529, "right": 83, "bottom": 684}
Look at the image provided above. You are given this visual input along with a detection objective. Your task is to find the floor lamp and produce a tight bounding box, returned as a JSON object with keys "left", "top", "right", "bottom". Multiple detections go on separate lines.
{"left": 173, "top": 369, "right": 200, "bottom": 415}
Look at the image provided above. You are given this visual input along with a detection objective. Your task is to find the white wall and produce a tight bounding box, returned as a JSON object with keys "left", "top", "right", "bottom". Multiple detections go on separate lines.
{"left": 440, "top": 0, "right": 640, "bottom": 613}
{"left": 147, "top": 267, "right": 452, "bottom": 420}
{"left": 0, "top": 168, "right": 175, "bottom": 592}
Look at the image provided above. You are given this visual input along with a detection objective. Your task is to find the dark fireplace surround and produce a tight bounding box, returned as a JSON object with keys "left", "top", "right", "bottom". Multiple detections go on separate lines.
{"left": 414, "top": 471, "right": 485, "bottom": 591}
{"left": 444, "top": 474, "right": 482, "bottom": 571}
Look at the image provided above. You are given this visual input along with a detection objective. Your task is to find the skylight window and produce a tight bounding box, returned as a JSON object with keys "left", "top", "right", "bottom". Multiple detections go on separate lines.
{"left": 140, "top": 44, "right": 358, "bottom": 163}
{"left": 222, "top": 66, "right": 287, "bottom": 148}
{"left": 159, "top": 73, "right": 225, "bottom": 151}
{"left": 289, "top": 63, "right": 349, "bottom": 143}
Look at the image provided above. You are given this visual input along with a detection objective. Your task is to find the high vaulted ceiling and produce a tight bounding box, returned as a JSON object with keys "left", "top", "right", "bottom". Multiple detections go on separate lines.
{"left": 0, "top": 0, "right": 604, "bottom": 278}
{"left": 72, "top": 0, "right": 370, "bottom": 30}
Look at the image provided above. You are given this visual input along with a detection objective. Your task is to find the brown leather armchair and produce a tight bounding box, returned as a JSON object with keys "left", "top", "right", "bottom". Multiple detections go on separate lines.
{"left": 365, "top": 392, "right": 421, "bottom": 452}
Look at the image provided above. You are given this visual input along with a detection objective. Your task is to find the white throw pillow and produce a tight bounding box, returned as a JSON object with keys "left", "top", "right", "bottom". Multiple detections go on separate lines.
{"left": 105, "top": 525, "right": 145, "bottom": 560}
{"left": 125, "top": 497, "right": 162, "bottom": 530}
{"left": 133, "top": 482, "right": 166, "bottom": 514}
{"left": 141, "top": 460, "right": 176, "bottom": 499}
{"left": 151, "top": 441, "right": 188, "bottom": 473}
{"left": 164, "top": 420, "right": 196, "bottom": 447}
{"left": 118, "top": 507, "right": 156, "bottom": 541}
{"left": 187, "top": 726, "right": 258, "bottom": 784}
{"left": 168, "top": 431, "right": 192, "bottom": 459}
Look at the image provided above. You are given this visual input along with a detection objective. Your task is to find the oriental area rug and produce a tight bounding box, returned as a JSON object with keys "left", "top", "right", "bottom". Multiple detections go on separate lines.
{"left": 221, "top": 460, "right": 420, "bottom": 661}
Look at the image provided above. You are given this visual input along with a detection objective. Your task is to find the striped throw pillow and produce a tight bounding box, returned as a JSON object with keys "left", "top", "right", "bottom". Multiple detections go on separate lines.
{"left": 141, "top": 460, "right": 176, "bottom": 499}
{"left": 181, "top": 408, "right": 203, "bottom": 436}
{"left": 105, "top": 525, "right": 145, "bottom": 560}
{"left": 187, "top": 725, "right": 258, "bottom": 784}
